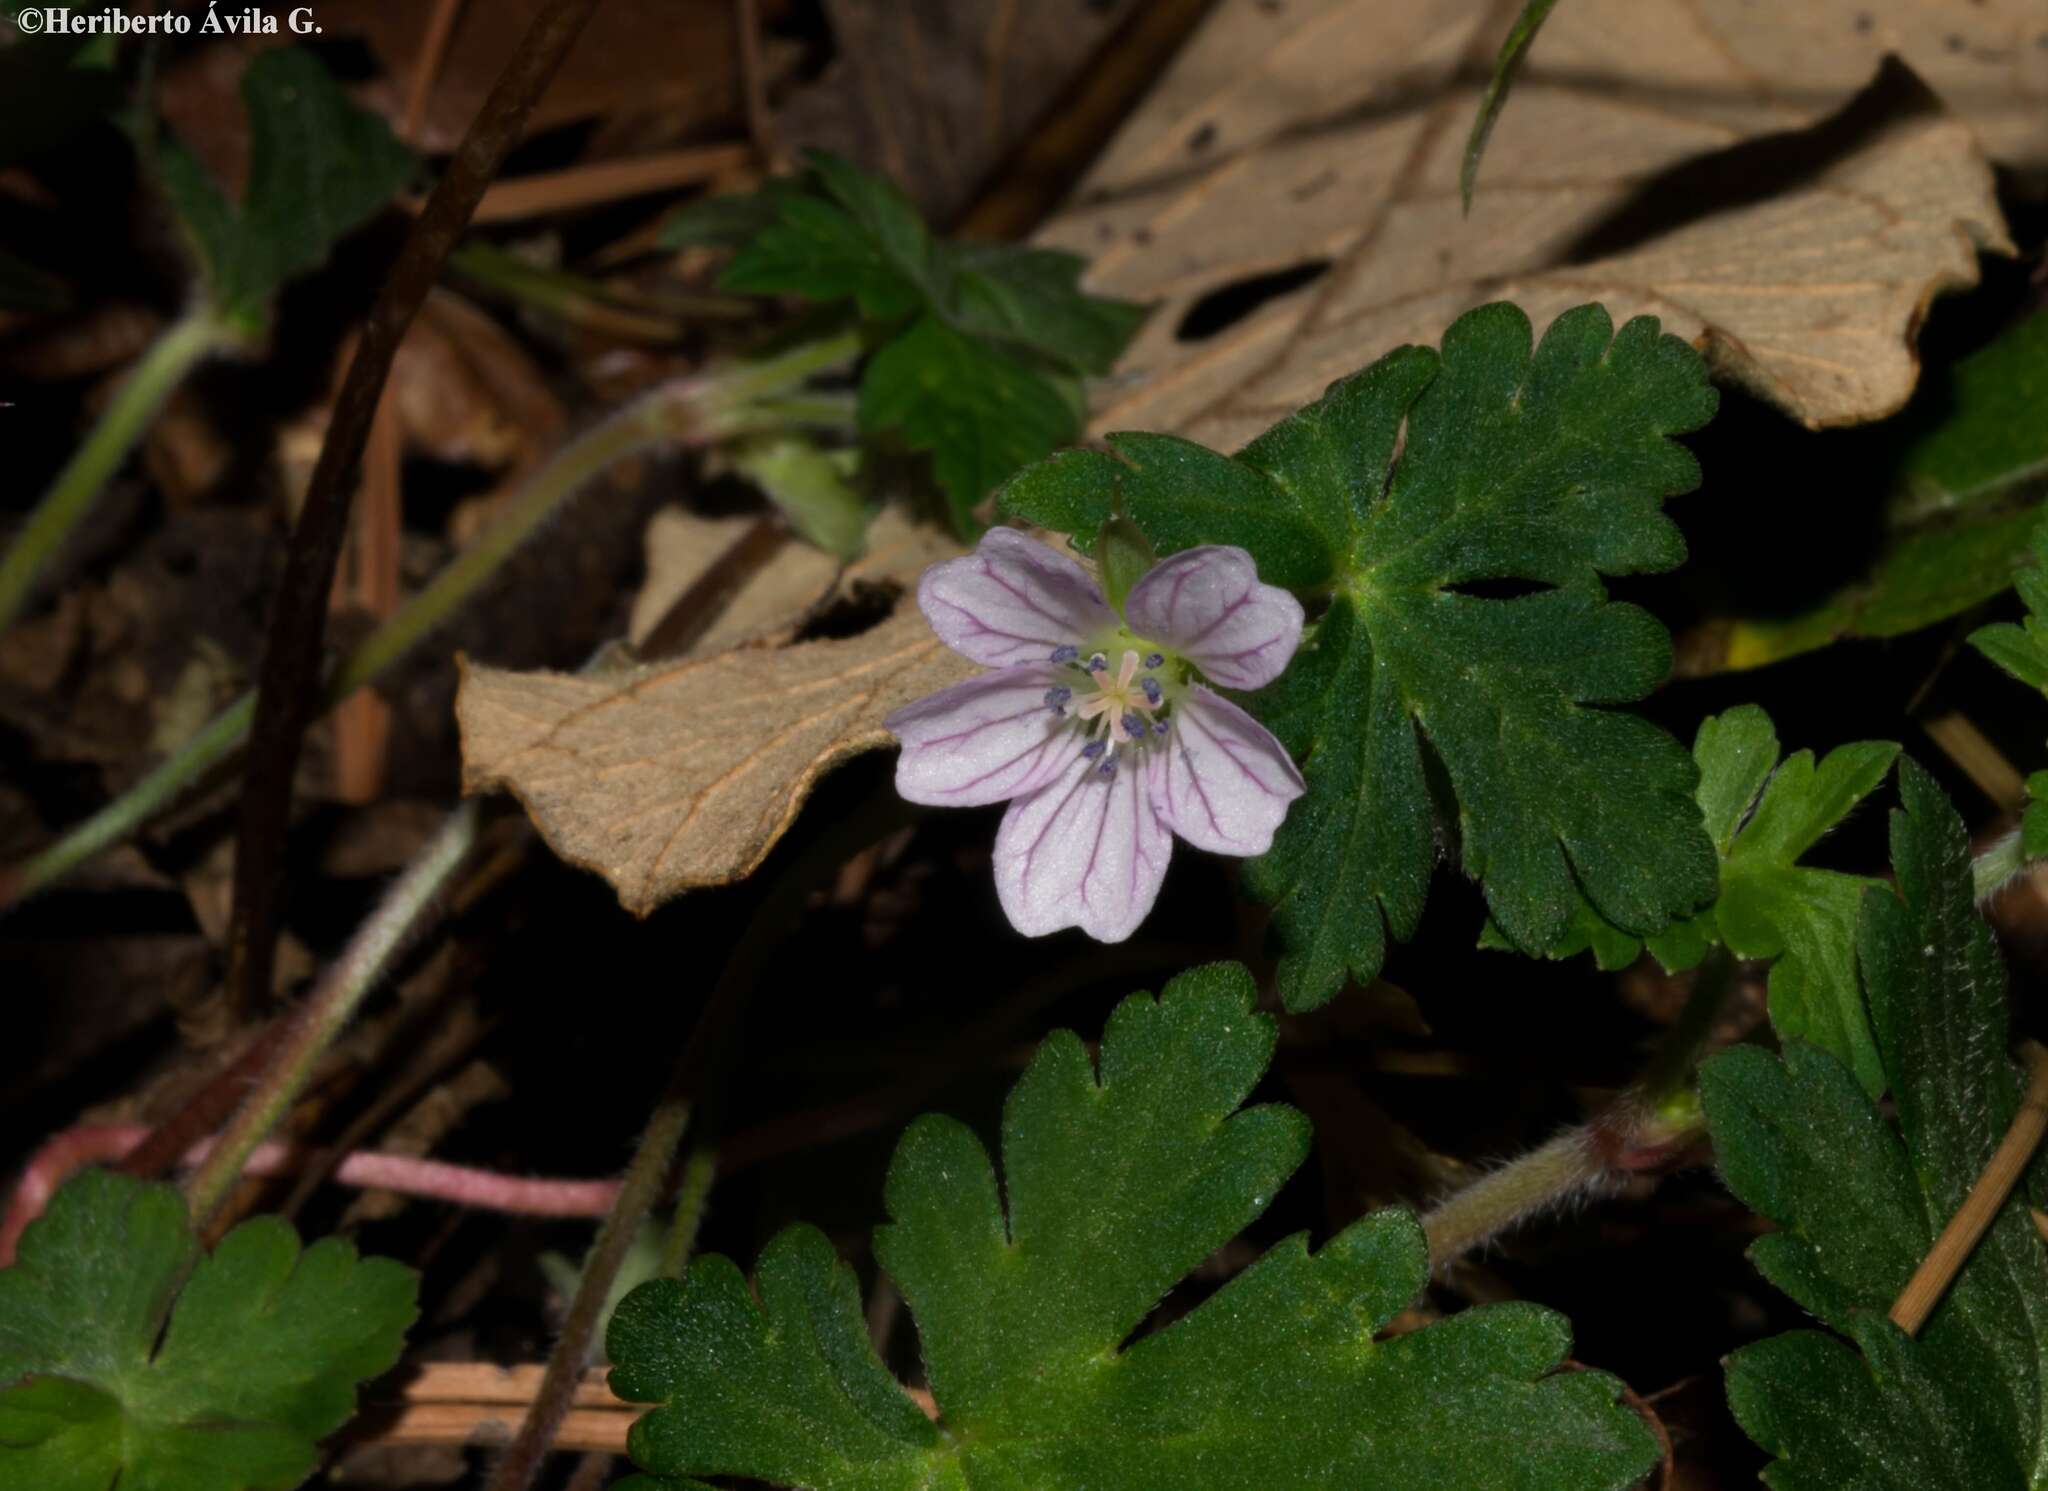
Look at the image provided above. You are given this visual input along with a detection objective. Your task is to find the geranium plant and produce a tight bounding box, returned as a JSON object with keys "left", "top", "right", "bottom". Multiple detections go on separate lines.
{"left": 4, "top": 9, "right": 2048, "bottom": 1491}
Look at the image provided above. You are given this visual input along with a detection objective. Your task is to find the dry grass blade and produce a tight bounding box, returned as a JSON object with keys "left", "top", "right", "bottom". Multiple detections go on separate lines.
{"left": 1889, "top": 1040, "right": 2048, "bottom": 1337}
{"left": 1039, "top": 0, "right": 2030, "bottom": 447}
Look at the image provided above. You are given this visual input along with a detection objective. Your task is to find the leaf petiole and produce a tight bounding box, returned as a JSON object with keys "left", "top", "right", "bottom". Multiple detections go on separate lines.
{"left": 0, "top": 307, "right": 234, "bottom": 640}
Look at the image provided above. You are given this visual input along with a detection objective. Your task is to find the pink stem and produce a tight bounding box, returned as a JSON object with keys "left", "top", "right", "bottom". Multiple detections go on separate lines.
{"left": 1, "top": 1124, "right": 622, "bottom": 1264}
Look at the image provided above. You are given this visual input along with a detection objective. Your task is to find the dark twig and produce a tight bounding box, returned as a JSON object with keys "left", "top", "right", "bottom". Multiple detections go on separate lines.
{"left": 224, "top": 0, "right": 604, "bottom": 1018}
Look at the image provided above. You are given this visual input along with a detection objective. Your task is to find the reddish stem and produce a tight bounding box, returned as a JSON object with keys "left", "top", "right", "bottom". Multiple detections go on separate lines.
{"left": 2, "top": 1124, "right": 621, "bottom": 1264}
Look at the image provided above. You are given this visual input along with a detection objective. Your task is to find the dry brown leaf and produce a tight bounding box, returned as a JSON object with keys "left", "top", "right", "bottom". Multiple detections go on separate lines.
{"left": 628, "top": 504, "right": 960, "bottom": 656}
{"left": 1040, "top": 0, "right": 2029, "bottom": 445}
{"left": 458, "top": 601, "right": 971, "bottom": 915}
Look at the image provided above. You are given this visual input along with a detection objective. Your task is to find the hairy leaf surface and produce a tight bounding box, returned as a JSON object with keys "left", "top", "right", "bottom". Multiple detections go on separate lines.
{"left": 1009, "top": 301, "right": 1718, "bottom": 1008}
{"left": 1703, "top": 761, "right": 2048, "bottom": 1488}
{"left": 1505, "top": 706, "right": 1897, "bottom": 1093}
{"left": 0, "top": 1170, "right": 416, "bottom": 1491}
{"left": 609, "top": 964, "right": 1659, "bottom": 1490}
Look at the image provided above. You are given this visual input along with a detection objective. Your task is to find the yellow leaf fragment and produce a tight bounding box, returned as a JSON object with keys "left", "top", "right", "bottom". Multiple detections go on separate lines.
{"left": 1042, "top": 0, "right": 2027, "bottom": 444}
{"left": 458, "top": 604, "right": 972, "bottom": 915}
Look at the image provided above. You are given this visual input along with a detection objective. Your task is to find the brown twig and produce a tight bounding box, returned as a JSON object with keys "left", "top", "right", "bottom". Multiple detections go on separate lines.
{"left": 734, "top": 0, "right": 783, "bottom": 170}
{"left": 1919, "top": 709, "right": 2027, "bottom": 813}
{"left": 359, "top": 1363, "right": 936, "bottom": 1456}
{"left": 225, "top": 0, "right": 605, "bottom": 1020}
{"left": 329, "top": 376, "right": 404, "bottom": 804}
{"left": 953, "top": 0, "right": 1217, "bottom": 240}
{"left": 115, "top": 1020, "right": 291, "bottom": 1181}
{"left": 1890, "top": 1040, "right": 2048, "bottom": 1336}
{"left": 633, "top": 513, "right": 788, "bottom": 661}
{"left": 401, "top": 0, "right": 470, "bottom": 143}
{"left": 464, "top": 145, "right": 754, "bottom": 223}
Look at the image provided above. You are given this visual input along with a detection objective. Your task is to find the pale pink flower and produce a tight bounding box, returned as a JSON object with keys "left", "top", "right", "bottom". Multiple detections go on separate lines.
{"left": 885, "top": 528, "right": 1307, "bottom": 942}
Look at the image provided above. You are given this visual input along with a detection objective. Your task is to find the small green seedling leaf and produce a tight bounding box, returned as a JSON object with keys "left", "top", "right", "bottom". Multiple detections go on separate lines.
{"left": 1496, "top": 705, "right": 1898, "bottom": 1096}
{"left": 1460, "top": 0, "right": 1562, "bottom": 211}
{"left": 0, "top": 1169, "right": 417, "bottom": 1491}
{"left": 153, "top": 48, "right": 413, "bottom": 336}
{"left": 1703, "top": 760, "right": 2048, "bottom": 1488}
{"left": 609, "top": 963, "right": 1660, "bottom": 1491}
{"left": 684, "top": 150, "right": 1147, "bottom": 534}
{"left": 1005, "top": 301, "right": 1719, "bottom": 1010}
{"left": 1970, "top": 517, "right": 2048, "bottom": 858}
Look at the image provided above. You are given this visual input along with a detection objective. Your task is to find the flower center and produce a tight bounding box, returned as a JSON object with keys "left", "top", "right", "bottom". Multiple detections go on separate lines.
{"left": 1043, "top": 643, "right": 1176, "bottom": 777}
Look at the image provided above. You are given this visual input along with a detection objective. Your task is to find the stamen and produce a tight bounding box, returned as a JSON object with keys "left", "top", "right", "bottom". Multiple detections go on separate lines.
{"left": 1097, "top": 753, "right": 1118, "bottom": 777}
{"left": 1153, "top": 719, "right": 1171, "bottom": 736}
{"left": 1044, "top": 686, "right": 1072, "bottom": 715}
{"left": 1081, "top": 740, "right": 1106, "bottom": 760}
{"left": 1144, "top": 652, "right": 1165, "bottom": 669}
{"left": 1087, "top": 652, "right": 1108, "bottom": 672}
{"left": 1050, "top": 644, "right": 1079, "bottom": 664}
{"left": 1122, "top": 712, "right": 1148, "bottom": 741}
{"left": 1141, "top": 677, "right": 1163, "bottom": 706}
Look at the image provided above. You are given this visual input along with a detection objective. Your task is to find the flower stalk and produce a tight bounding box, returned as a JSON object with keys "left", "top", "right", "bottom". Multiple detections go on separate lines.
{"left": 1420, "top": 948, "right": 1733, "bottom": 1272}
{"left": 183, "top": 800, "right": 482, "bottom": 1226}
{"left": 0, "top": 307, "right": 232, "bottom": 640}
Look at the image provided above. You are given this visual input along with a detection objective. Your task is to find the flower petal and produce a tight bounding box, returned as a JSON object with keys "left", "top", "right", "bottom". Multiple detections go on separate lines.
{"left": 993, "top": 755, "right": 1171, "bottom": 942}
{"left": 1123, "top": 545, "right": 1304, "bottom": 690}
{"left": 918, "top": 528, "right": 1116, "bottom": 668}
{"left": 1151, "top": 687, "right": 1305, "bottom": 856}
{"left": 886, "top": 665, "right": 1085, "bottom": 806}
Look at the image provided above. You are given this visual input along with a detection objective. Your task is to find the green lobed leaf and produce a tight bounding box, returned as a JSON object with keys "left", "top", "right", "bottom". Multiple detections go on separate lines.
{"left": 1487, "top": 706, "right": 1897, "bottom": 1095}
{"left": 1703, "top": 760, "right": 2048, "bottom": 1488}
{"left": 949, "top": 243, "right": 1150, "bottom": 377}
{"left": 610, "top": 963, "right": 1660, "bottom": 1491}
{"left": 153, "top": 48, "right": 413, "bottom": 333}
{"left": 1166, "top": 301, "right": 1719, "bottom": 1010}
{"left": 0, "top": 1169, "right": 417, "bottom": 1491}
{"left": 702, "top": 151, "right": 1147, "bottom": 531}
{"left": 859, "top": 316, "right": 1080, "bottom": 534}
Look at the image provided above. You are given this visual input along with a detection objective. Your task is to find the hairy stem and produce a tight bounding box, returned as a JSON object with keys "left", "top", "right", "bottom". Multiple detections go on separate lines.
{"left": 658, "top": 1131, "right": 720, "bottom": 1279}
{"left": 0, "top": 332, "right": 860, "bottom": 911}
{"left": 0, "top": 308, "right": 229, "bottom": 639}
{"left": 3, "top": 1121, "right": 624, "bottom": 1264}
{"left": 225, "top": 0, "right": 606, "bottom": 1021}
{"left": 1421, "top": 948, "right": 1733, "bottom": 1272}
{"left": 183, "top": 802, "right": 480, "bottom": 1226}
{"left": 1975, "top": 828, "right": 2031, "bottom": 904}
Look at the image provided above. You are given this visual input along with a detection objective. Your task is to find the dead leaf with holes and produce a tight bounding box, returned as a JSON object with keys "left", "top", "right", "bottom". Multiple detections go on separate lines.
{"left": 459, "top": 515, "right": 967, "bottom": 914}
{"left": 1041, "top": 0, "right": 2034, "bottom": 447}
